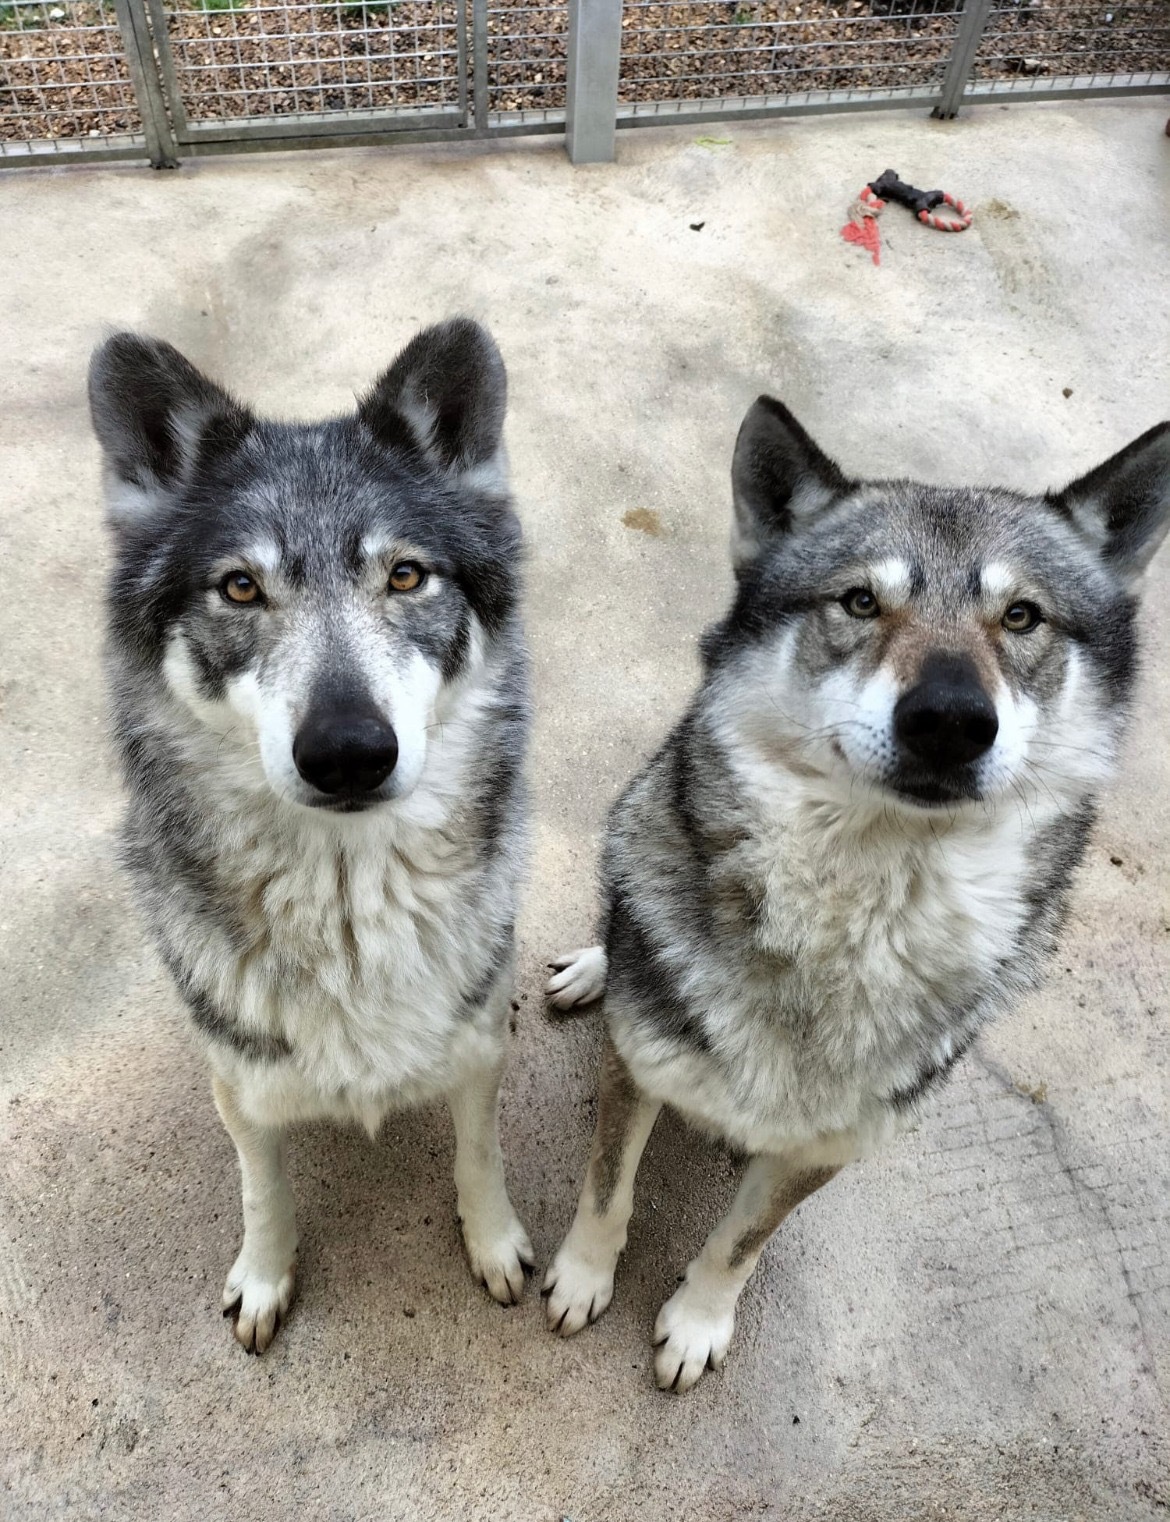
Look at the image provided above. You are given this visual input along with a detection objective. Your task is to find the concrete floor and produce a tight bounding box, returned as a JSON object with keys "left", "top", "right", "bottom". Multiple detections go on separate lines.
{"left": 2, "top": 100, "right": 1169, "bottom": 1521}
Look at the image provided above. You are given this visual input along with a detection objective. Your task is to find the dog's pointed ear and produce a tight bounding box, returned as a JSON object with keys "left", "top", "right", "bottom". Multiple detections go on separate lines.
{"left": 1046, "top": 422, "right": 1170, "bottom": 589}
{"left": 358, "top": 318, "right": 508, "bottom": 493}
{"left": 731, "top": 396, "right": 851, "bottom": 567}
{"left": 89, "top": 333, "right": 253, "bottom": 535}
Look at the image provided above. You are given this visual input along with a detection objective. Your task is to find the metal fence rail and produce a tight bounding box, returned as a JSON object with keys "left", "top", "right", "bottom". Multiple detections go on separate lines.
{"left": 1, "top": 0, "right": 1167, "bottom": 166}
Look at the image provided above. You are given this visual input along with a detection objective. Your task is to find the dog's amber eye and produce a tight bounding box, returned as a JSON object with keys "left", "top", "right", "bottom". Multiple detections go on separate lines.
{"left": 388, "top": 561, "right": 425, "bottom": 593}
{"left": 841, "top": 588, "right": 880, "bottom": 619}
{"left": 220, "top": 572, "right": 261, "bottom": 605}
{"left": 1002, "top": 601, "right": 1041, "bottom": 633}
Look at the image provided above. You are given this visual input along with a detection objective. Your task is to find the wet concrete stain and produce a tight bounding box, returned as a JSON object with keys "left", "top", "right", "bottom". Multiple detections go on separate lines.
{"left": 622, "top": 507, "right": 665, "bottom": 536}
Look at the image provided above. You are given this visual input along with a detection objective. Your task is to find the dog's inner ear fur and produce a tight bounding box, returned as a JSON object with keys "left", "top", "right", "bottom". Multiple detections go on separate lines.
{"left": 1046, "top": 421, "right": 1170, "bottom": 588}
{"left": 359, "top": 317, "right": 508, "bottom": 493}
{"left": 89, "top": 333, "right": 252, "bottom": 534}
{"left": 731, "top": 396, "right": 851, "bottom": 567}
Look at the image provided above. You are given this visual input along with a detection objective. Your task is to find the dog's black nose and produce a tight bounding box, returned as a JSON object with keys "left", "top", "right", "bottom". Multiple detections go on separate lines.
{"left": 894, "top": 654, "right": 999, "bottom": 769}
{"left": 293, "top": 708, "right": 399, "bottom": 796}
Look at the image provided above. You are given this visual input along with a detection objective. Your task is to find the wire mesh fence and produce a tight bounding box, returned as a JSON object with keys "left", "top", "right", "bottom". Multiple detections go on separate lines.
{"left": 486, "top": 0, "right": 567, "bottom": 111}
{"left": 157, "top": 0, "right": 462, "bottom": 123}
{"left": 0, "top": 0, "right": 142, "bottom": 148}
{"left": 971, "top": 0, "right": 1170, "bottom": 88}
{"left": 1, "top": 0, "right": 1167, "bottom": 163}
{"left": 617, "top": 0, "right": 964, "bottom": 107}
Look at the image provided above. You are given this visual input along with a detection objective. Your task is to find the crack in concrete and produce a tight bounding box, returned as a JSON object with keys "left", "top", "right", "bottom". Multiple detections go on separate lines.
{"left": 970, "top": 1044, "right": 1166, "bottom": 1415}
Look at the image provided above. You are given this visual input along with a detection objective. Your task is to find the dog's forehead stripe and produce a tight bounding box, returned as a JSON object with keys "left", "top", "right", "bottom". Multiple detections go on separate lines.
{"left": 980, "top": 562, "right": 1016, "bottom": 602}
{"left": 246, "top": 541, "right": 282, "bottom": 575}
{"left": 359, "top": 531, "right": 433, "bottom": 565}
{"left": 868, "top": 558, "right": 912, "bottom": 605}
{"left": 361, "top": 531, "right": 396, "bottom": 561}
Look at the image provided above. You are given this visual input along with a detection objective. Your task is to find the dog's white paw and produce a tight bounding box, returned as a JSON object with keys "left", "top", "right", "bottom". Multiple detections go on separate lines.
{"left": 222, "top": 1251, "right": 296, "bottom": 1354}
{"left": 546, "top": 946, "right": 607, "bottom": 1011}
{"left": 542, "top": 1239, "right": 617, "bottom": 1336}
{"left": 652, "top": 1277, "right": 737, "bottom": 1393}
{"left": 461, "top": 1210, "right": 535, "bottom": 1306}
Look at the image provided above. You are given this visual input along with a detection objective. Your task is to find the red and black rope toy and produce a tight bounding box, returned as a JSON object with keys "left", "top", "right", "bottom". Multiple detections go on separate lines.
{"left": 841, "top": 166, "right": 972, "bottom": 266}
{"left": 860, "top": 168, "right": 973, "bottom": 232}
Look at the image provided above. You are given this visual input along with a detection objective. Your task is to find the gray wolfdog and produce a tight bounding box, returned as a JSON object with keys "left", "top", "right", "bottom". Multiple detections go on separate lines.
{"left": 545, "top": 398, "right": 1170, "bottom": 1392}
{"left": 90, "top": 319, "right": 533, "bottom": 1352}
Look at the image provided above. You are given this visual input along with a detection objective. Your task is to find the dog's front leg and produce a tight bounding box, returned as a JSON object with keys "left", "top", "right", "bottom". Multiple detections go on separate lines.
{"left": 448, "top": 1056, "right": 535, "bottom": 1304}
{"left": 543, "top": 1036, "right": 661, "bottom": 1335}
{"left": 213, "top": 1074, "right": 297, "bottom": 1354}
{"left": 653, "top": 1154, "right": 840, "bottom": 1393}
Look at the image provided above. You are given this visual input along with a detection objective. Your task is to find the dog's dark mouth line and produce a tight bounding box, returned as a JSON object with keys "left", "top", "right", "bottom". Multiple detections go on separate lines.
{"left": 307, "top": 795, "right": 384, "bottom": 813}
{"left": 887, "top": 775, "right": 983, "bottom": 807}
{"left": 890, "top": 787, "right": 978, "bottom": 809}
{"left": 829, "top": 740, "right": 983, "bottom": 808}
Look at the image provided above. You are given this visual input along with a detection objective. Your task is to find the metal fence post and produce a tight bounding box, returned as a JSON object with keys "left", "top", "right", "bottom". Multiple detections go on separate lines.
{"left": 472, "top": 0, "right": 489, "bottom": 131}
{"left": 112, "top": 0, "right": 179, "bottom": 166}
{"left": 932, "top": 0, "right": 994, "bottom": 119}
{"left": 565, "top": 0, "right": 623, "bottom": 163}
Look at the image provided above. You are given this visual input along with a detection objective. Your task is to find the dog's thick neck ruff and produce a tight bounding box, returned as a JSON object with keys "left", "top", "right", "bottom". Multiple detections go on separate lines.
{"left": 604, "top": 715, "right": 1067, "bottom": 1163}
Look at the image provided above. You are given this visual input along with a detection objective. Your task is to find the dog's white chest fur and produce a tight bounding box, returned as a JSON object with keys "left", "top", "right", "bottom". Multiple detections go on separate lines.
{"left": 749, "top": 783, "right": 1028, "bottom": 1038}
{"left": 622, "top": 765, "right": 1036, "bottom": 1161}
{"left": 178, "top": 789, "right": 509, "bottom": 1129}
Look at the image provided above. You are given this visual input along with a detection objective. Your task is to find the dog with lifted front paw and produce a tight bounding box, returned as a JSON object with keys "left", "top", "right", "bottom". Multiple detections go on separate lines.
{"left": 90, "top": 319, "right": 533, "bottom": 1352}
{"left": 545, "top": 397, "right": 1170, "bottom": 1392}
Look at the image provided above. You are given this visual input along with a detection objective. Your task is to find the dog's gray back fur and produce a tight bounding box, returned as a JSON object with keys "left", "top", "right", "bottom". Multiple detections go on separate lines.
{"left": 91, "top": 320, "right": 528, "bottom": 1117}
{"left": 601, "top": 402, "right": 1170, "bottom": 1162}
